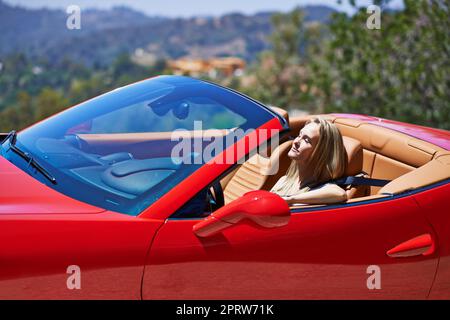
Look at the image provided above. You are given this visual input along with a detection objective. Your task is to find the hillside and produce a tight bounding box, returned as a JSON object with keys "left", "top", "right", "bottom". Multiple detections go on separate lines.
{"left": 0, "top": 1, "right": 336, "bottom": 66}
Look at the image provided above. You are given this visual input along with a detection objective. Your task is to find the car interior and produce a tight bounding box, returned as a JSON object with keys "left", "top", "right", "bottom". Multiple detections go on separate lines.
{"left": 218, "top": 107, "right": 450, "bottom": 209}
{"left": 4, "top": 104, "right": 449, "bottom": 214}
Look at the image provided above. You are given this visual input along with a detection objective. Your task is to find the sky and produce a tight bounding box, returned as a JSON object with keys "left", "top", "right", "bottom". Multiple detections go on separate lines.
{"left": 4, "top": 0, "right": 404, "bottom": 17}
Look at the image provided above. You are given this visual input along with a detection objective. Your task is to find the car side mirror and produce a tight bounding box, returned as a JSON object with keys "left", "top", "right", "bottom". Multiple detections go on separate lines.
{"left": 193, "top": 190, "right": 290, "bottom": 238}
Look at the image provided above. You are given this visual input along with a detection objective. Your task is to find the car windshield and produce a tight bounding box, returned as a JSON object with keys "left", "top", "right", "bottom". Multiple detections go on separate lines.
{"left": 1, "top": 76, "right": 275, "bottom": 215}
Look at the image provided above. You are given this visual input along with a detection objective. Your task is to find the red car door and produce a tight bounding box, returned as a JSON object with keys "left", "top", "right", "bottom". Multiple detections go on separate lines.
{"left": 142, "top": 193, "right": 438, "bottom": 299}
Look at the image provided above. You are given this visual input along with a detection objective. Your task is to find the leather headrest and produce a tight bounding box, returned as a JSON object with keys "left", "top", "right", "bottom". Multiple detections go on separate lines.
{"left": 270, "top": 106, "right": 289, "bottom": 124}
{"left": 342, "top": 136, "right": 363, "bottom": 176}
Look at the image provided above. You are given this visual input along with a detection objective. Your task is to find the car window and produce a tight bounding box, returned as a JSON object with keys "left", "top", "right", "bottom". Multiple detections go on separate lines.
{"left": 89, "top": 97, "right": 245, "bottom": 134}
{"left": 3, "top": 76, "right": 275, "bottom": 216}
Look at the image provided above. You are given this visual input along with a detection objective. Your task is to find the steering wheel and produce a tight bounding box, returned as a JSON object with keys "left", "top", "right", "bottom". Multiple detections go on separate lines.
{"left": 208, "top": 180, "right": 225, "bottom": 211}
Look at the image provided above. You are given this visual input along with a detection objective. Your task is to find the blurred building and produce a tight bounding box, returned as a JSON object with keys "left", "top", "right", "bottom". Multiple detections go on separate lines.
{"left": 168, "top": 57, "right": 245, "bottom": 78}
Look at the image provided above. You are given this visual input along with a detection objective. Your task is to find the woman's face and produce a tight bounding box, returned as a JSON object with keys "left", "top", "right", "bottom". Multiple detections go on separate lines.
{"left": 288, "top": 122, "right": 320, "bottom": 164}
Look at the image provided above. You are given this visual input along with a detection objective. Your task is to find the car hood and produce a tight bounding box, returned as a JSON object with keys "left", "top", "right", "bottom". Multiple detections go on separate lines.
{"left": 0, "top": 156, "right": 105, "bottom": 215}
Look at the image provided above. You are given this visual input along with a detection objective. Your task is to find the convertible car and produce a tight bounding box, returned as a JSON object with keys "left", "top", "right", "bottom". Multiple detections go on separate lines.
{"left": 0, "top": 76, "right": 449, "bottom": 299}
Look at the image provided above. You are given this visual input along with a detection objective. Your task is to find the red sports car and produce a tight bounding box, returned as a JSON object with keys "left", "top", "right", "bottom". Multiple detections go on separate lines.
{"left": 0, "top": 76, "right": 449, "bottom": 299}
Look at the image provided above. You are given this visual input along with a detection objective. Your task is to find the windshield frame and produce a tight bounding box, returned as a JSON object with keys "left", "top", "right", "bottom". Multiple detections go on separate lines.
{"left": 2, "top": 76, "right": 281, "bottom": 216}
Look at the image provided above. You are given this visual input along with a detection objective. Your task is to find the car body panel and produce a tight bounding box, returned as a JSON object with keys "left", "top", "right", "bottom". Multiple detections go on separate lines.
{"left": 414, "top": 183, "right": 450, "bottom": 299}
{"left": 0, "top": 210, "right": 163, "bottom": 299}
{"left": 143, "top": 189, "right": 438, "bottom": 299}
{"left": 0, "top": 156, "right": 104, "bottom": 215}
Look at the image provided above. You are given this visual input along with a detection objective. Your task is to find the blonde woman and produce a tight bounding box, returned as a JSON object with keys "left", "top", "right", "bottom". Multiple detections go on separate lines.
{"left": 271, "top": 117, "right": 348, "bottom": 205}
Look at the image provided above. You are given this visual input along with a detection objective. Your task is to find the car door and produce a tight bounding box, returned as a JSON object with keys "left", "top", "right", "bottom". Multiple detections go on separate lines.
{"left": 142, "top": 193, "right": 438, "bottom": 299}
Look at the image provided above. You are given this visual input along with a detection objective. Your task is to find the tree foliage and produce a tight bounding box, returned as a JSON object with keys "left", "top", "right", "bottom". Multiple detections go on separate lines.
{"left": 0, "top": 54, "right": 166, "bottom": 132}
{"left": 236, "top": 8, "right": 316, "bottom": 110}
{"left": 236, "top": 0, "right": 449, "bottom": 129}
{"left": 311, "top": 0, "right": 450, "bottom": 129}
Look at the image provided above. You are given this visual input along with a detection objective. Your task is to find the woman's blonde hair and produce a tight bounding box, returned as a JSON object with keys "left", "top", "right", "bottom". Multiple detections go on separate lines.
{"left": 271, "top": 117, "right": 347, "bottom": 196}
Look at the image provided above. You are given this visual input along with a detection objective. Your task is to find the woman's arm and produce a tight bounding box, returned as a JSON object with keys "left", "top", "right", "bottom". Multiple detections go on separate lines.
{"left": 282, "top": 183, "right": 347, "bottom": 205}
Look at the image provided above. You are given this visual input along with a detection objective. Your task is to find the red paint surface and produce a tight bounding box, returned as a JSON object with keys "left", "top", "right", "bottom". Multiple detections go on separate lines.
{"left": 143, "top": 191, "right": 441, "bottom": 299}
{"left": 0, "top": 210, "right": 163, "bottom": 299}
{"left": 414, "top": 183, "right": 450, "bottom": 299}
{"left": 0, "top": 156, "right": 103, "bottom": 215}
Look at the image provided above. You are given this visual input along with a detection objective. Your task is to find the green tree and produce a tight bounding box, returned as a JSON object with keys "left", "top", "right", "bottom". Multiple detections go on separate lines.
{"left": 35, "top": 88, "right": 69, "bottom": 121}
{"left": 239, "top": 8, "right": 314, "bottom": 110}
{"left": 312, "top": 0, "right": 450, "bottom": 129}
{"left": 0, "top": 52, "right": 167, "bottom": 132}
{"left": 16, "top": 91, "right": 35, "bottom": 128}
{"left": 0, "top": 91, "right": 34, "bottom": 131}
{"left": 68, "top": 75, "right": 110, "bottom": 105}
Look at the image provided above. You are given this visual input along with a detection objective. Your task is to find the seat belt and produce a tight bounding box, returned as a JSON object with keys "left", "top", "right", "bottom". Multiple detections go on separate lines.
{"left": 333, "top": 176, "right": 391, "bottom": 187}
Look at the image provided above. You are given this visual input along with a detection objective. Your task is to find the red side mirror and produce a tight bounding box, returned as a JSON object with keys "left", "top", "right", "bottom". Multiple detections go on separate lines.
{"left": 193, "top": 190, "right": 290, "bottom": 237}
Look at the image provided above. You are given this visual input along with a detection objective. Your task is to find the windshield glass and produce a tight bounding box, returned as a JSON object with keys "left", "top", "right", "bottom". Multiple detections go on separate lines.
{"left": 1, "top": 76, "right": 275, "bottom": 215}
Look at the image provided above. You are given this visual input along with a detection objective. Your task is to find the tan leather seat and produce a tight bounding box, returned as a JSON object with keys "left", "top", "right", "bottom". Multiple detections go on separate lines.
{"left": 342, "top": 136, "right": 368, "bottom": 199}
{"left": 280, "top": 114, "right": 448, "bottom": 199}
{"left": 223, "top": 106, "right": 291, "bottom": 204}
{"left": 223, "top": 141, "right": 292, "bottom": 204}
{"left": 332, "top": 117, "right": 446, "bottom": 194}
{"left": 223, "top": 135, "right": 367, "bottom": 204}
{"left": 379, "top": 151, "right": 450, "bottom": 195}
